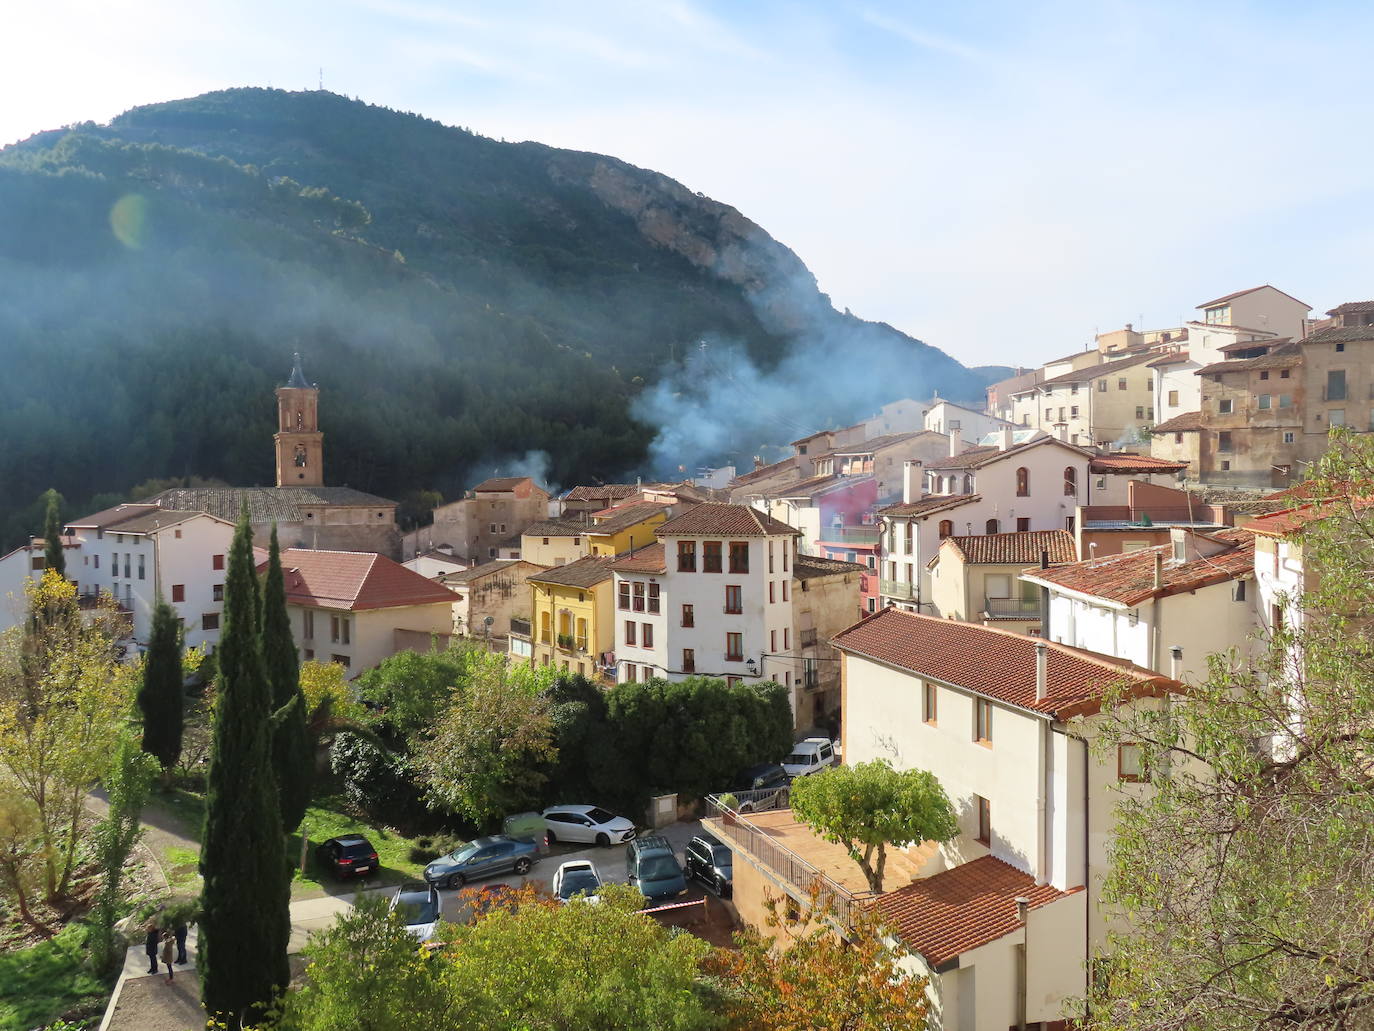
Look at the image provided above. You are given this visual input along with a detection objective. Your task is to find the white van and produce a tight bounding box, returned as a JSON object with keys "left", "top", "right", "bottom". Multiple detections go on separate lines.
{"left": 781, "top": 738, "right": 837, "bottom": 779}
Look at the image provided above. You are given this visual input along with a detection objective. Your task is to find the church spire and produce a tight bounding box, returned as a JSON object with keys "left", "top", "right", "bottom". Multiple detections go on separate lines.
{"left": 287, "top": 351, "right": 313, "bottom": 389}
{"left": 274, "top": 353, "right": 324, "bottom": 487}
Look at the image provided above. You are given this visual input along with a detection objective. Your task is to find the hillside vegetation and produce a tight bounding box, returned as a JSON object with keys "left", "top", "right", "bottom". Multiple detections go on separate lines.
{"left": 0, "top": 88, "right": 983, "bottom": 546}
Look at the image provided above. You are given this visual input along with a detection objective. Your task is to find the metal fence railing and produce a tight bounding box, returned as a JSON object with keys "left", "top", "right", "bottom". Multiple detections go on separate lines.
{"left": 704, "top": 794, "right": 875, "bottom": 929}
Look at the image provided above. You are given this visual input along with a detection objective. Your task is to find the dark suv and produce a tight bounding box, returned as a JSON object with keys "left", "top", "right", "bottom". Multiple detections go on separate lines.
{"left": 684, "top": 833, "right": 732, "bottom": 898}
{"left": 730, "top": 762, "right": 790, "bottom": 813}
{"left": 316, "top": 835, "right": 379, "bottom": 879}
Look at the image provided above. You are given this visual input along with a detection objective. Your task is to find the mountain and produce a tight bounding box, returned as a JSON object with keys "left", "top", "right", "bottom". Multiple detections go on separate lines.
{"left": 0, "top": 88, "right": 984, "bottom": 545}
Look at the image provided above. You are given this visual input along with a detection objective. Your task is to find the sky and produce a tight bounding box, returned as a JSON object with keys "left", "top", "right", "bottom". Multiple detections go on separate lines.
{"left": 3, "top": 0, "right": 1372, "bottom": 369}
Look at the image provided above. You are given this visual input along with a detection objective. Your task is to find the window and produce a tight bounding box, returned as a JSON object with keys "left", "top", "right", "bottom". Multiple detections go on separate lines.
{"left": 632, "top": 582, "right": 646, "bottom": 612}
{"left": 985, "top": 519, "right": 1000, "bottom": 534}
{"left": 1016, "top": 517, "right": 1030, "bottom": 532}
{"left": 922, "top": 682, "right": 937, "bottom": 724}
{"left": 1281, "top": 369, "right": 1290, "bottom": 379}
{"left": 976, "top": 795, "right": 991, "bottom": 844}
{"left": 1260, "top": 371, "right": 1269, "bottom": 381}
{"left": 137, "top": 555, "right": 145, "bottom": 580}
{"left": 770, "top": 629, "right": 777, "bottom": 652}
{"left": 201, "top": 613, "right": 219, "bottom": 631}
{"left": 1279, "top": 394, "right": 1292, "bottom": 408}
{"left": 648, "top": 582, "right": 660, "bottom": 613}
{"left": 1218, "top": 431, "right": 1233, "bottom": 453}
{"left": 124, "top": 555, "right": 130, "bottom": 578}
{"left": 212, "top": 553, "right": 225, "bottom": 570}
{"left": 171, "top": 584, "right": 185, "bottom": 603}
{"left": 782, "top": 546, "right": 789, "bottom": 572}
{"left": 642, "top": 623, "right": 653, "bottom": 648}
{"left": 1117, "top": 378, "right": 1127, "bottom": 391}
{"left": 174, "top": 529, "right": 181, "bottom": 539}
{"left": 782, "top": 580, "right": 789, "bottom": 601}
{"left": 93, "top": 555, "right": 99, "bottom": 569}
{"left": 1330, "top": 409, "right": 1346, "bottom": 427}
{"left": 1167, "top": 389, "right": 1179, "bottom": 406}
{"left": 724, "top": 585, "right": 743, "bottom": 614}
{"left": 625, "top": 620, "right": 637, "bottom": 646}
{"left": 1098, "top": 380, "right": 1107, "bottom": 392}
{"left": 1118, "top": 743, "right": 1144, "bottom": 782}
{"left": 618, "top": 582, "right": 630, "bottom": 610}
{"left": 1175, "top": 433, "right": 1183, "bottom": 444}
{"left": 1064, "top": 466, "right": 1077, "bottom": 497}
{"left": 769, "top": 581, "right": 776, "bottom": 604}
{"left": 625, "top": 664, "right": 636, "bottom": 683}
{"left": 332, "top": 654, "right": 351, "bottom": 669}
{"left": 768, "top": 541, "right": 775, "bottom": 574}
{"left": 1327, "top": 369, "right": 1347, "bottom": 401}
{"left": 867, "top": 597, "right": 876, "bottom": 613}
{"left": 489, "top": 523, "right": 497, "bottom": 533}
{"left": 727, "top": 675, "right": 742, "bottom": 688}
{"left": 783, "top": 627, "right": 789, "bottom": 649}
{"left": 703, "top": 540, "right": 723, "bottom": 573}
{"left": 542, "top": 537, "right": 550, "bottom": 545}
{"left": 677, "top": 541, "right": 696, "bottom": 572}
{"left": 1258, "top": 394, "right": 1272, "bottom": 410}
{"left": 974, "top": 698, "right": 992, "bottom": 745}
{"left": 729, "top": 541, "right": 749, "bottom": 574}
{"left": 1016, "top": 467, "right": 1029, "bottom": 496}
{"left": 681, "top": 604, "right": 694, "bottom": 627}
{"left": 1218, "top": 399, "right": 1233, "bottom": 414}
{"left": 212, "top": 583, "right": 224, "bottom": 603}
{"left": 302, "top": 610, "right": 314, "bottom": 638}
{"left": 938, "top": 519, "right": 953, "bottom": 539}
{"left": 303, "top": 648, "right": 314, "bottom": 661}
{"left": 682, "top": 648, "right": 695, "bottom": 673}
{"left": 1336, "top": 342, "right": 1346, "bottom": 353}
{"left": 1146, "top": 378, "right": 1153, "bottom": 390}
{"left": 1071, "top": 405, "right": 1079, "bottom": 417}
{"left": 985, "top": 574, "right": 1011, "bottom": 598}
{"left": 1283, "top": 431, "right": 1296, "bottom": 444}
{"left": 726, "top": 632, "right": 744, "bottom": 662}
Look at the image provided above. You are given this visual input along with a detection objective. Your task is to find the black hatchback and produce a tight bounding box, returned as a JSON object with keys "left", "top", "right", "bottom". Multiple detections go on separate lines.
{"left": 316, "top": 835, "right": 379, "bottom": 879}
{"left": 684, "top": 833, "right": 733, "bottom": 898}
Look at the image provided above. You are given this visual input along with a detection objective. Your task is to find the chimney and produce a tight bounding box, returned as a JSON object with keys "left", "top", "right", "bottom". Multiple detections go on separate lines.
{"left": 1153, "top": 552, "right": 1164, "bottom": 590}
{"left": 948, "top": 430, "right": 964, "bottom": 458}
{"left": 1169, "top": 645, "right": 1182, "bottom": 680}
{"left": 1034, "top": 640, "right": 1048, "bottom": 702}
{"left": 999, "top": 426, "right": 1015, "bottom": 451}
{"left": 903, "top": 459, "right": 922, "bottom": 505}
{"left": 1039, "top": 549, "right": 1049, "bottom": 570}
{"left": 753, "top": 456, "right": 763, "bottom": 470}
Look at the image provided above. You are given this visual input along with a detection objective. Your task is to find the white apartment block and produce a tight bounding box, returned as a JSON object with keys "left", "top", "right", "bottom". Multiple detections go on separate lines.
{"left": 921, "top": 399, "right": 1013, "bottom": 442}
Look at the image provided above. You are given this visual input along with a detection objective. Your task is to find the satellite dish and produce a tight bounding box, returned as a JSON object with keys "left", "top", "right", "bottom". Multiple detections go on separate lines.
{"left": 483, "top": 616, "right": 494, "bottom": 628}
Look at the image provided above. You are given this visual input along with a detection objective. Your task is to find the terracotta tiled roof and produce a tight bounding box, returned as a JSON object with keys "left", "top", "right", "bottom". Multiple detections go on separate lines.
{"left": 1151, "top": 411, "right": 1204, "bottom": 433}
{"left": 765, "top": 473, "right": 846, "bottom": 499}
{"left": 0, "top": 536, "right": 81, "bottom": 562}
{"left": 874, "top": 855, "right": 1074, "bottom": 967}
{"left": 729, "top": 456, "right": 800, "bottom": 487}
{"left": 655, "top": 503, "right": 799, "bottom": 538}
{"left": 609, "top": 543, "right": 667, "bottom": 574}
{"left": 1089, "top": 454, "right": 1188, "bottom": 474}
{"left": 521, "top": 519, "right": 589, "bottom": 538}
{"left": 832, "top": 608, "right": 1179, "bottom": 720}
{"left": 1243, "top": 499, "right": 1374, "bottom": 537}
{"left": 1217, "top": 338, "right": 1288, "bottom": 354}
{"left": 792, "top": 554, "right": 867, "bottom": 580}
{"left": 68, "top": 503, "right": 161, "bottom": 529}
{"left": 268, "top": 549, "right": 460, "bottom": 611}
{"left": 442, "top": 558, "right": 539, "bottom": 584}
{"left": 471, "top": 477, "right": 546, "bottom": 497}
{"left": 830, "top": 432, "right": 924, "bottom": 455}
{"left": 1022, "top": 529, "right": 1253, "bottom": 605}
{"left": 563, "top": 484, "right": 645, "bottom": 503}
{"left": 941, "top": 530, "right": 1075, "bottom": 566}
{"left": 1145, "top": 351, "right": 1190, "bottom": 368}
{"left": 1038, "top": 351, "right": 1155, "bottom": 388}
{"left": 526, "top": 555, "right": 616, "bottom": 589}
{"left": 923, "top": 436, "right": 1091, "bottom": 472}
{"left": 1327, "top": 300, "right": 1374, "bottom": 316}
{"left": 588, "top": 501, "right": 670, "bottom": 535}
{"left": 68, "top": 506, "right": 215, "bottom": 534}
{"left": 879, "top": 494, "right": 981, "bottom": 518}
{"left": 1197, "top": 284, "right": 1309, "bottom": 310}
{"left": 1196, "top": 339, "right": 1303, "bottom": 375}
{"left": 1303, "top": 325, "right": 1374, "bottom": 346}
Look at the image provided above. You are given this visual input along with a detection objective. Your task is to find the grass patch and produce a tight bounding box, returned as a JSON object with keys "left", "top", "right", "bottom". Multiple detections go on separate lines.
{"left": 0, "top": 922, "right": 115, "bottom": 1031}
{"left": 162, "top": 846, "right": 201, "bottom": 894}
{"left": 291, "top": 795, "right": 429, "bottom": 894}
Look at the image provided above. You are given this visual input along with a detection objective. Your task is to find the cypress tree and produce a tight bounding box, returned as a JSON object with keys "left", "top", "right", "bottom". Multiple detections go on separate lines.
{"left": 137, "top": 601, "right": 184, "bottom": 774}
{"left": 199, "top": 506, "right": 290, "bottom": 1025}
{"left": 42, "top": 489, "right": 65, "bottom": 579}
{"left": 263, "top": 525, "right": 312, "bottom": 832}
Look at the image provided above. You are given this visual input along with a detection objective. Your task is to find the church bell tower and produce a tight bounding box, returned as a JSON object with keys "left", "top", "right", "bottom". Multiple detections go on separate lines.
{"left": 274, "top": 353, "right": 324, "bottom": 487}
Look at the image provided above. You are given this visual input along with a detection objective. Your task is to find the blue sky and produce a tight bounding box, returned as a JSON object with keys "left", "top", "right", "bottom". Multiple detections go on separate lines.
{"left": 4, "top": 1, "right": 1372, "bottom": 368}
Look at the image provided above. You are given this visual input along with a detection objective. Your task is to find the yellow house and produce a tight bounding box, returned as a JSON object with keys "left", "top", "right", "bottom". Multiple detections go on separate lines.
{"left": 528, "top": 556, "right": 616, "bottom": 680}
{"left": 585, "top": 501, "right": 672, "bottom": 558}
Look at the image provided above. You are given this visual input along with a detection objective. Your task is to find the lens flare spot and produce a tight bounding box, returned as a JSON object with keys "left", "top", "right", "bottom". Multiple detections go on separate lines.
{"left": 109, "top": 194, "right": 148, "bottom": 249}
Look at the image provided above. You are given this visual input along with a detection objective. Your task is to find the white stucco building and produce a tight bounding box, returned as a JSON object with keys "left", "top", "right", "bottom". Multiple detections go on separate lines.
{"left": 921, "top": 399, "right": 1013, "bottom": 442}
{"left": 0, "top": 535, "right": 81, "bottom": 631}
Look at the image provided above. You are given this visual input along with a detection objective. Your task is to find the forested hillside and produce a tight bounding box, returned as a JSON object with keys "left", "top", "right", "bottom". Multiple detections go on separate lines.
{"left": 0, "top": 88, "right": 985, "bottom": 547}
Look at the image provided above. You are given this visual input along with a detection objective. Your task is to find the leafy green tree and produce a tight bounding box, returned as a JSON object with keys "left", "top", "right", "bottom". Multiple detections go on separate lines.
{"left": 790, "top": 759, "right": 959, "bottom": 894}
{"left": 1085, "top": 431, "right": 1374, "bottom": 1031}
{"left": 90, "top": 734, "right": 159, "bottom": 974}
{"left": 263, "top": 526, "right": 311, "bottom": 833}
{"left": 41, "top": 490, "right": 65, "bottom": 580}
{"left": 355, "top": 646, "right": 473, "bottom": 741}
{"left": 199, "top": 508, "right": 289, "bottom": 1025}
{"left": 137, "top": 600, "right": 184, "bottom": 775}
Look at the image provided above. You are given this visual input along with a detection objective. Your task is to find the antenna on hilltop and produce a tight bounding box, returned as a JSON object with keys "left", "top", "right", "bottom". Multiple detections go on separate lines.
{"left": 319, "top": 68, "right": 324, "bottom": 91}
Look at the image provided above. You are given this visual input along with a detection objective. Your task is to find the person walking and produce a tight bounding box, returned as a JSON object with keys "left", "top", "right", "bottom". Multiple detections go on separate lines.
{"left": 173, "top": 920, "right": 188, "bottom": 965}
{"left": 160, "top": 930, "right": 176, "bottom": 983}
{"left": 144, "top": 923, "right": 159, "bottom": 975}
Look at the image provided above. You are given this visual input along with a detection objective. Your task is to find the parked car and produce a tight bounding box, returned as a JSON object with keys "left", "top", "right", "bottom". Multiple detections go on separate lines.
{"left": 626, "top": 834, "right": 688, "bottom": 902}
{"left": 684, "top": 833, "right": 733, "bottom": 898}
{"left": 541, "top": 804, "right": 637, "bottom": 846}
{"left": 552, "top": 860, "right": 603, "bottom": 904}
{"left": 315, "top": 835, "right": 379, "bottom": 880}
{"left": 781, "top": 738, "right": 837, "bottom": 780}
{"left": 423, "top": 835, "right": 539, "bottom": 888}
{"left": 389, "top": 882, "right": 442, "bottom": 941}
{"left": 728, "top": 762, "right": 790, "bottom": 813}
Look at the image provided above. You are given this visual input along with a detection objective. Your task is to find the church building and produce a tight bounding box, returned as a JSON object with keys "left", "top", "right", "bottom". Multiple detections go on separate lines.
{"left": 146, "top": 354, "right": 402, "bottom": 557}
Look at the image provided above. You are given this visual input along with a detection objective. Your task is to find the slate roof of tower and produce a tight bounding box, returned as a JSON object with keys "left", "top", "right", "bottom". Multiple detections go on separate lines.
{"left": 143, "top": 486, "right": 395, "bottom": 523}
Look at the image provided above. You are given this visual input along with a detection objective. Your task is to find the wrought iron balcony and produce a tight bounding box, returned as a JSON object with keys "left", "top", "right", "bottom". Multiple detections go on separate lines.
{"left": 879, "top": 578, "right": 915, "bottom": 600}
{"left": 818, "top": 525, "right": 880, "bottom": 545}
{"left": 982, "top": 597, "right": 1043, "bottom": 620}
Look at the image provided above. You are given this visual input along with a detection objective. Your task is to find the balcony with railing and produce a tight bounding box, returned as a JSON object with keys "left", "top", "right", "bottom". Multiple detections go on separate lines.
{"left": 879, "top": 577, "right": 915, "bottom": 600}
{"left": 982, "top": 597, "right": 1043, "bottom": 621}
{"left": 818, "top": 524, "right": 880, "bottom": 545}
{"left": 509, "top": 617, "right": 531, "bottom": 639}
